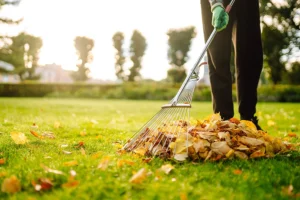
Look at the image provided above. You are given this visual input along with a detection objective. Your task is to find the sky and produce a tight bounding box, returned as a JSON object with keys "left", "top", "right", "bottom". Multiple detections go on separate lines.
{"left": 0, "top": 0, "right": 207, "bottom": 81}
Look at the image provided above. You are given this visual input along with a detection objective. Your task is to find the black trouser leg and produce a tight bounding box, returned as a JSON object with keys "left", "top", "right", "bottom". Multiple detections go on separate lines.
{"left": 232, "top": 0, "right": 263, "bottom": 120}
{"left": 200, "top": 0, "right": 235, "bottom": 119}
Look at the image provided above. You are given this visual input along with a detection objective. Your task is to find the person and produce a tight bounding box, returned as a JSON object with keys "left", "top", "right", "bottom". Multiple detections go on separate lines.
{"left": 200, "top": 0, "right": 263, "bottom": 129}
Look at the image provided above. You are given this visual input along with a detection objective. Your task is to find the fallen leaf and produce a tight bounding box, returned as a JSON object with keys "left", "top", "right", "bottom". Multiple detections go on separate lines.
{"left": 233, "top": 169, "right": 243, "bottom": 175}
{"left": 129, "top": 168, "right": 147, "bottom": 184}
{"left": 160, "top": 164, "right": 174, "bottom": 175}
{"left": 90, "top": 119, "right": 98, "bottom": 124}
{"left": 10, "top": 132, "right": 28, "bottom": 144}
{"left": 80, "top": 147, "right": 86, "bottom": 156}
{"left": 0, "top": 158, "right": 5, "bottom": 165}
{"left": 180, "top": 193, "right": 188, "bottom": 200}
{"left": 75, "top": 141, "right": 84, "bottom": 148}
{"left": 70, "top": 170, "right": 76, "bottom": 177}
{"left": 31, "top": 123, "right": 39, "bottom": 129}
{"left": 54, "top": 121, "right": 61, "bottom": 128}
{"left": 41, "top": 164, "right": 64, "bottom": 175}
{"left": 91, "top": 152, "right": 102, "bottom": 159}
{"left": 239, "top": 136, "right": 264, "bottom": 146}
{"left": 142, "top": 158, "right": 152, "bottom": 163}
{"left": 174, "top": 153, "right": 188, "bottom": 161}
{"left": 80, "top": 131, "right": 86, "bottom": 136}
{"left": 117, "top": 160, "right": 135, "bottom": 167}
{"left": 60, "top": 144, "right": 68, "bottom": 148}
{"left": 1, "top": 175, "right": 21, "bottom": 194}
{"left": 30, "top": 130, "right": 43, "bottom": 139}
{"left": 211, "top": 141, "right": 232, "bottom": 155}
{"left": 282, "top": 185, "right": 294, "bottom": 196}
{"left": 42, "top": 132, "right": 55, "bottom": 139}
{"left": 62, "top": 150, "right": 72, "bottom": 155}
{"left": 287, "top": 132, "right": 297, "bottom": 138}
{"left": 62, "top": 176, "right": 79, "bottom": 188}
{"left": 63, "top": 160, "right": 78, "bottom": 167}
{"left": 0, "top": 171, "right": 7, "bottom": 177}
{"left": 32, "top": 178, "right": 53, "bottom": 191}
{"left": 267, "top": 120, "right": 276, "bottom": 127}
{"left": 97, "top": 156, "right": 110, "bottom": 170}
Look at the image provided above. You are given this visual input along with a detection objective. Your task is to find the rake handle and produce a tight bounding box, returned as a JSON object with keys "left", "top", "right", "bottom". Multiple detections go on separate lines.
{"left": 172, "top": 0, "right": 236, "bottom": 105}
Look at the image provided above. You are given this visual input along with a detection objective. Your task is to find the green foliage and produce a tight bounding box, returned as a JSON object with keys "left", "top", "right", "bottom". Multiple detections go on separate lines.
{"left": 286, "top": 62, "right": 300, "bottom": 85}
{"left": 260, "top": 0, "right": 300, "bottom": 84}
{"left": 1, "top": 83, "right": 300, "bottom": 102}
{"left": 112, "top": 32, "right": 126, "bottom": 81}
{"left": 0, "top": 98, "right": 299, "bottom": 199}
{"left": 167, "top": 26, "right": 196, "bottom": 83}
{"left": 72, "top": 36, "right": 94, "bottom": 82}
{"left": 0, "top": 32, "right": 43, "bottom": 80}
{"left": 128, "top": 30, "right": 147, "bottom": 82}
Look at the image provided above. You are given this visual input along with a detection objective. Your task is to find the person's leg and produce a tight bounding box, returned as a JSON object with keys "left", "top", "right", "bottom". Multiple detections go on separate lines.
{"left": 200, "top": 0, "right": 235, "bottom": 119}
{"left": 232, "top": 0, "right": 263, "bottom": 128}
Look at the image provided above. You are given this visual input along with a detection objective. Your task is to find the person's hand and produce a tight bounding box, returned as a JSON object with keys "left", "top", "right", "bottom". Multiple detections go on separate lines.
{"left": 211, "top": 5, "right": 229, "bottom": 31}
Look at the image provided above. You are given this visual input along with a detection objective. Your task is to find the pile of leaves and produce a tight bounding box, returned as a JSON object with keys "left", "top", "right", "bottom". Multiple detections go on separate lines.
{"left": 125, "top": 114, "right": 297, "bottom": 161}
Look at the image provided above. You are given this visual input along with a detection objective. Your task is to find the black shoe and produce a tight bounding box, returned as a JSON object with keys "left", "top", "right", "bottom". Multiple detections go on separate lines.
{"left": 249, "top": 116, "right": 263, "bottom": 131}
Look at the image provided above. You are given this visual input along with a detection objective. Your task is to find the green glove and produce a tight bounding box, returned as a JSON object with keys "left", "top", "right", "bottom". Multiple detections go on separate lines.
{"left": 212, "top": 6, "right": 229, "bottom": 31}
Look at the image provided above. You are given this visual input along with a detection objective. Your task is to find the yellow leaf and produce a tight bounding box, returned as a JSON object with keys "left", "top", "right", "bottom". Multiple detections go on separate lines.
{"left": 117, "top": 160, "right": 135, "bottom": 167}
{"left": 160, "top": 164, "right": 174, "bottom": 175}
{"left": 10, "top": 132, "right": 28, "bottom": 144}
{"left": 1, "top": 175, "right": 21, "bottom": 194}
{"left": 80, "top": 147, "right": 86, "bottom": 156}
{"left": 133, "top": 147, "right": 147, "bottom": 156}
{"left": 63, "top": 160, "right": 78, "bottom": 167}
{"left": 240, "top": 120, "right": 257, "bottom": 132}
{"left": 233, "top": 169, "right": 243, "bottom": 175}
{"left": 267, "top": 120, "right": 276, "bottom": 127}
{"left": 129, "top": 168, "right": 147, "bottom": 184}
{"left": 54, "top": 121, "right": 61, "bottom": 128}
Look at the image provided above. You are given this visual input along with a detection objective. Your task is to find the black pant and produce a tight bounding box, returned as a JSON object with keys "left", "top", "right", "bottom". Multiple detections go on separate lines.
{"left": 200, "top": 0, "right": 263, "bottom": 120}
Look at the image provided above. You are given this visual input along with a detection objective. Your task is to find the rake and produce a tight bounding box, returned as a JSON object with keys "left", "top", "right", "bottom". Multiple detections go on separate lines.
{"left": 123, "top": 0, "right": 236, "bottom": 160}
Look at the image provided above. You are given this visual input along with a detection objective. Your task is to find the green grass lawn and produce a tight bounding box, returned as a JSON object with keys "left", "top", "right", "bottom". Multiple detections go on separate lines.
{"left": 0, "top": 98, "right": 299, "bottom": 200}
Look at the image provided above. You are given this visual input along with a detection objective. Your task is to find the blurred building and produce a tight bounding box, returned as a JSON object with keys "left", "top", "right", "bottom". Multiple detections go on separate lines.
{"left": 36, "top": 64, "right": 73, "bottom": 83}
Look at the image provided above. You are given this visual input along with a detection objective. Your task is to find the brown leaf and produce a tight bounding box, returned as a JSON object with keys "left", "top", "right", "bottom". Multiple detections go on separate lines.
{"left": 10, "top": 132, "right": 28, "bottom": 144}
{"left": 30, "top": 130, "right": 43, "bottom": 139}
{"left": 142, "top": 158, "right": 152, "bottom": 163}
{"left": 32, "top": 178, "right": 53, "bottom": 191}
{"left": 0, "top": 158, "right": 5, "bottom": 165}
{"left": 287, "top": 132, "right": 297, "bottom": 138}
{"left": 250, "top": 150, "right": 265, "bottom": 158}
{"left": 233, "top": 169, "right": 243, "bottom": 175}
{"left": 1, "top": 175, "right": 21, "bottom": 194}
{"left": 211, "top": 141, "right": 232, "bottom": 155}
{"left": 75, "top": 141, "right": 84, "bottom": 148}
{"left": 62, "top": 176, "right": 79, "bottom": 188}
{"left": 239, "top": 136, "right": 264, "bottom": 146}
{"left": 129, "top": 168, "right": 147, "bottom": 184}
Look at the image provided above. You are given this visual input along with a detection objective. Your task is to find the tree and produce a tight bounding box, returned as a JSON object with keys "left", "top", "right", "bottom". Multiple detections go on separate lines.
{"left": 72, "top": 36, "right": 94, "bottom": 82}
{"left": 260, "top": 0, "right": 300, "bottom": 84}
{"left": 112, "top": 32, "right": 126, "bottom": 81}
{"left": 0, "top": 32, "right": 43, "bottom": 80}
{"left": 166, "top": 26, "right": 196, "bottom": 83}
{"left": 128, "top": 30, "right": 146, "bottom": 82}
{"left": 286, "top": 62, "right": 300, "bottom": 85}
